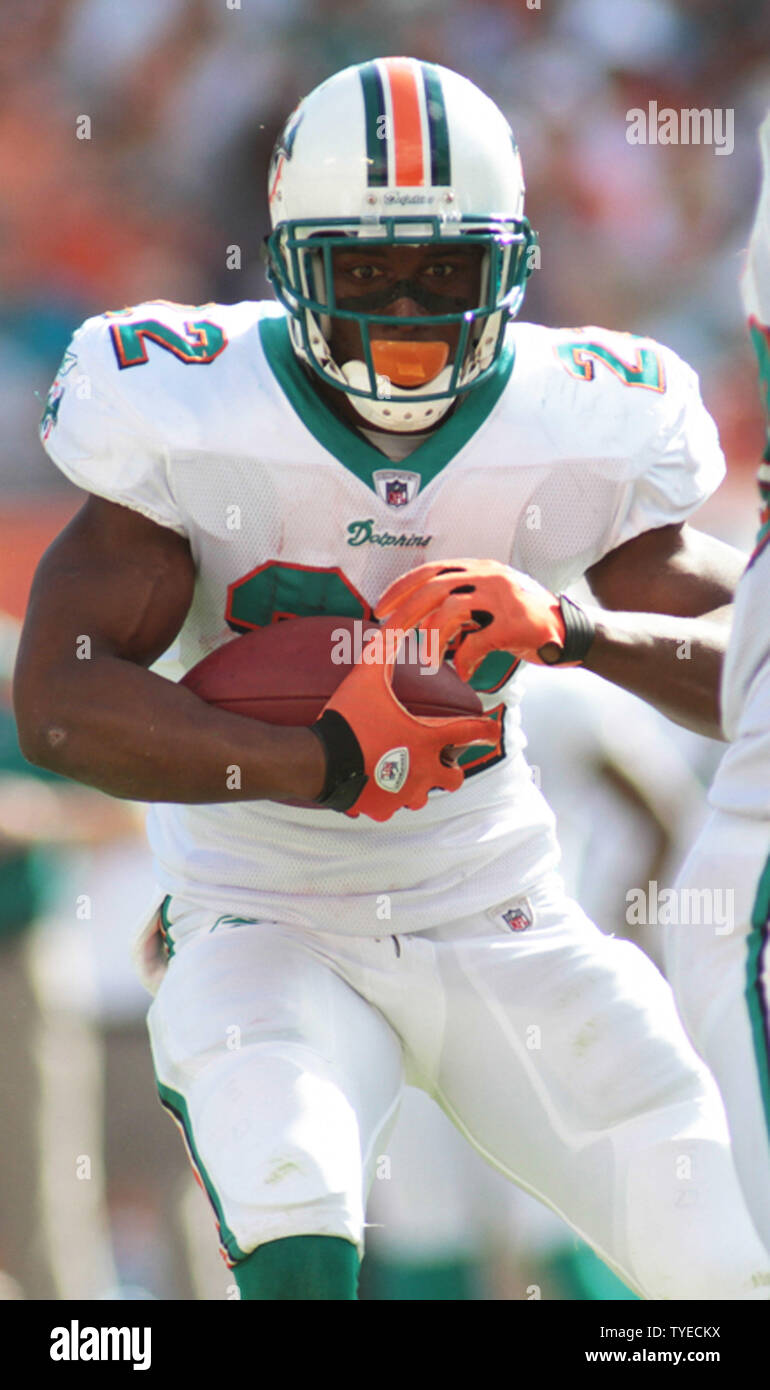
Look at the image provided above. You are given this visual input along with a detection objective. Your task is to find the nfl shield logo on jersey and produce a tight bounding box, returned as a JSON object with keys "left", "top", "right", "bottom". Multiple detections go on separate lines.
{"left": 386, "top": 479, "right": 409, "bottom": 507}
{"left": 373, "top": 470, "right": 421, "bottom": 508}
{"left": 500, "top": 901, "right": 533, "bottom": 932}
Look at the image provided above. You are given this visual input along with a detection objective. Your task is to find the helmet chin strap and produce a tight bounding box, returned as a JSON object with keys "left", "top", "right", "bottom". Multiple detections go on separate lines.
{"left": 339, "top": 360, "right": 457, "bottom": 431}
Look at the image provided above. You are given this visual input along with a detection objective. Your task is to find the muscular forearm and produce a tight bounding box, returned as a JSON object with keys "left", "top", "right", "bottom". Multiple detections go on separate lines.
{"left": 580, "top": 604, "right": 732, "bottom": 739}
{"left": 15, "top": 656, "right": 327, "bottom": 804}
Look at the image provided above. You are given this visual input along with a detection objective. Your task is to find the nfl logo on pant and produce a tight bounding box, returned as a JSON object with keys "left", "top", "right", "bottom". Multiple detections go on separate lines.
{"left": 500, "top": 902, "right": 533, "bottom": 932}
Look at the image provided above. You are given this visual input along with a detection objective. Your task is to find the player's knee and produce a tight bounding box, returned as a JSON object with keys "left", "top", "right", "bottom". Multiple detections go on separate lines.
{"left": 192, "top": 1046, "right": 361, "bottom": 1195}
{"left": 184, "top": 1044, "right": 366, "bottom": 1252}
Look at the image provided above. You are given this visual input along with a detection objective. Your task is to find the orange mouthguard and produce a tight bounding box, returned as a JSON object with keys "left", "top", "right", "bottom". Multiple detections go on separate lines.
{"left": 370, "top": 340, "right": 450, "bottom": 386}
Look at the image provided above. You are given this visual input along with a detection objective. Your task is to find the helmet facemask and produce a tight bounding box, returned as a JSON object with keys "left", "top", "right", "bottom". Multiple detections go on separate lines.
{"left": 265, "top": 214, "right": 537, "bottom": 431}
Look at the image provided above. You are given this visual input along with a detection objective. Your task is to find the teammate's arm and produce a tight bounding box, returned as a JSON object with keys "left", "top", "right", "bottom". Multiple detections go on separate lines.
{"left": 582, "top": 521, "right": 745, "bottom": 739}
{"left": 13, "top": 497, "right": 327, "bottom": 803}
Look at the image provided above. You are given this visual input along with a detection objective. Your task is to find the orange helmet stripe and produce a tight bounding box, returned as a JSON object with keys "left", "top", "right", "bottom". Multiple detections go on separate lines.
{"left": 382, "top": 57, "right": 426, "bottom": 186}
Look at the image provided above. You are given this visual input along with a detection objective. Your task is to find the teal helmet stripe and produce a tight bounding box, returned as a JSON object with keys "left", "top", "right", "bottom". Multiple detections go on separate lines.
{"left": 421, "top": 62, "right": 451, "bottom": 187}
{"left": 360, "top": 61, "right": 388, "bottom": 186}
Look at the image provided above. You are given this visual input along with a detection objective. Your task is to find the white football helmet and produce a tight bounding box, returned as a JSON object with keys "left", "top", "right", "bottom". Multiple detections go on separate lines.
{"left": 265, "top": 57, "right": 537, "bottom": 431}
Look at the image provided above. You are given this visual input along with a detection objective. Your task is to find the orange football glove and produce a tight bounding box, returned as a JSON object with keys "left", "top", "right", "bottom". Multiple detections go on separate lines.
{"left": 375, "top": 559, "right": 594, "bottom": 680}
{"left": 310, "top": 622, "right": 498, "bottom": 822}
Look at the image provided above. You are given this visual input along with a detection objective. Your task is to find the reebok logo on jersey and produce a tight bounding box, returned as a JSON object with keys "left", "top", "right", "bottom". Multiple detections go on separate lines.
{"left": 374, "top": 747, "right": 409, "bottom": 792}
{"left": 347, "top": 518, "right": 432, "bottom": 548}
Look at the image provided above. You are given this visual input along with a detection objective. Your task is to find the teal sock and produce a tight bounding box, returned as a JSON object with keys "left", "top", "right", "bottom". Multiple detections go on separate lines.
{"left": 234, "top": 1236, "right": 360, "bottom": 1300}
{"left": 363, "top": 1254, "right": 483, "bottom": 1301}
{"left": 544, "top": 1241, "right": 639, "bottom": 1301}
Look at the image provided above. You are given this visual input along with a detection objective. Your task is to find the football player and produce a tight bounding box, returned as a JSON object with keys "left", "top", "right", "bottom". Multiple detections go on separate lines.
{"left": 14, "top": 59, "right": 770, "bottom": 1299}
{"left": 666, "top": 111, "right": 770, "bottom": 1255}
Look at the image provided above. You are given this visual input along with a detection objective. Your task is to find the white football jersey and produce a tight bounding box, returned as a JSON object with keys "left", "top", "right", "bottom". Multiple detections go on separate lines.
{"left": 712, "top": 537, "right": 770, "bottom": 819}
{"left": 710, "top": 113, "right": 770, "bottom": 818}
{"left": 40, "top": 299, "right": 724, "bottom": 933}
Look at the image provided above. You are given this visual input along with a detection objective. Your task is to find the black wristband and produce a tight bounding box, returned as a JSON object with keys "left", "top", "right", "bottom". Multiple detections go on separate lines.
{"left": 310, "top": 709, "right": 368, "bottom": 812}
{"left": 540, "top": 594, "right": 595, "bottom": 665}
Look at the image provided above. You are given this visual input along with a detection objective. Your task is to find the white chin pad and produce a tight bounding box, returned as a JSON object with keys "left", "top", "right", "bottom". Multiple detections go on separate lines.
{"left": 339, "top": 360, "right": 456, "bottom": 431}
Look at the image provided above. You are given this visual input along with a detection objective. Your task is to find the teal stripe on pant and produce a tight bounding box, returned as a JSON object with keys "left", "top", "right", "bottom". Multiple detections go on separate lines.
{"left": 746, "top": 855, "right": 770, "bottom": 1146}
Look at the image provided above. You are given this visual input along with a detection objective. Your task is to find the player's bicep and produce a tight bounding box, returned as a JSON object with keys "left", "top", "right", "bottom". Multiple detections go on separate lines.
{"left": 16, "top": 495, "right": 194, "bottom": 676}
{"left": 586, "top": 523, "right": 746, "bottom": 617}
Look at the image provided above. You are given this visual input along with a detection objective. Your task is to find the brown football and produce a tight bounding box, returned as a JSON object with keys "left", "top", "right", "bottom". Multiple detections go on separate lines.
{"left": 180, "top": 615, "right": 482, "bottom": 723}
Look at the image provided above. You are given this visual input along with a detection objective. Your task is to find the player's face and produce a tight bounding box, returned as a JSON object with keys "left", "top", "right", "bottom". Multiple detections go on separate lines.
{"left": 328, "top": 242, "right": 483, "bottom": 367}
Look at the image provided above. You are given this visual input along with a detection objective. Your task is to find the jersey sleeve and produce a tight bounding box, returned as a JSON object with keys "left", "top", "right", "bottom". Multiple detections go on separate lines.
{"left": 608, "top": 343, "right": 725, "bottom": 551}
{"left": 38, "top": 314, "right": 186, "bottom": 536}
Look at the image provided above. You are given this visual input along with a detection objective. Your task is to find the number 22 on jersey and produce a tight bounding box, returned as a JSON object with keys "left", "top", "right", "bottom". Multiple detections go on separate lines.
{"left": 556, "top": 334, "right": 665, "bottom": 392}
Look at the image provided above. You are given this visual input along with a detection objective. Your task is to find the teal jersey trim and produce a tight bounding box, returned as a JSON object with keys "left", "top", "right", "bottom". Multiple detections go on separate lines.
{"left": 159, "top": 895, "right": 176, "bottom": 961}
{"left": 258, "top": 314, "right": 515, "bottom": 496}
{"left": 746, "top": 853, "right": 770, "bottom": 1147}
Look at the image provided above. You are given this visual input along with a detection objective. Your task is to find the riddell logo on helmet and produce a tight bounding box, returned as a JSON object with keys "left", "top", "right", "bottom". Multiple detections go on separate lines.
{"left": 383, "top": 193, "right": 433, "bottom": 205}
{"left": 374, "top": 748, "right": 410, "bottom": 793}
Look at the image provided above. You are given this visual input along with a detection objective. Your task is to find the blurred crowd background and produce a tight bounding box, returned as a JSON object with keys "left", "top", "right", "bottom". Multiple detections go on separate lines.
{"left": 1, "top": 0, "right": 769, "bottom": 1300}
{"left": 3, "top": 0, "right": 770, "bottom": 508}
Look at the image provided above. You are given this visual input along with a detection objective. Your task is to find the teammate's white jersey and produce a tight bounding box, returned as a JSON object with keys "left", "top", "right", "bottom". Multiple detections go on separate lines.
{"left": 709, "top": 114, "right": 770, "bottom": 818}
{"left": 40, "top": 299, "right": 724, "bottom": 933}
